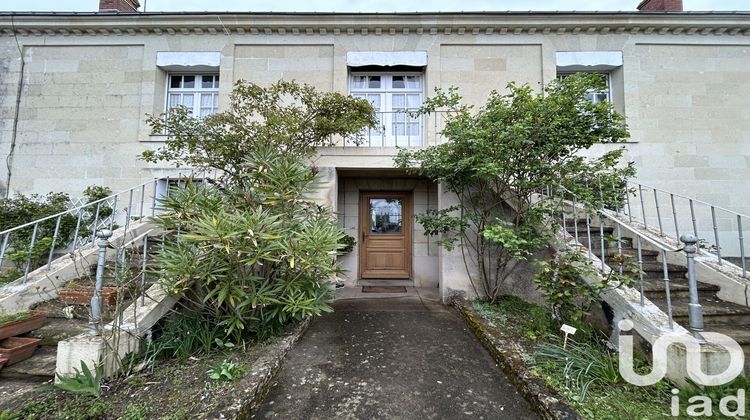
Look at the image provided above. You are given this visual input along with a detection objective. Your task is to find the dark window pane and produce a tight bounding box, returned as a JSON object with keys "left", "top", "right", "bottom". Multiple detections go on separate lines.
{"left": 392, "top": 76, "right": 405, "bottom": 88}
{"left": 369, "top": 198, "right": 402, "bottom": 234}
{"left": 170, "top": 76, "right": 181, "bottom": 88}
{"left": 202, "top": 75, "right": 214, "bottom": 88}
{"left": 183, "top": 75, "right": 195, "bottom": 88}
{"left": 214, "top": 75, "right": 220, "bottom": 88}
{"left": 368, "top": 76, "right": 381, "bottom": 89}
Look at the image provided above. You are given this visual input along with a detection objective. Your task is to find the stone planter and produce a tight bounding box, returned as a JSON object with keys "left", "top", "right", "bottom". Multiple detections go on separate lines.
{"left": 0, "top": 336, "right": 42, "bottom": 365}
{"left": 0, "top": 311, "right": 47, "bottom": 341}
{"left": 58, "top": 286, "right": 119, "bottom": 306}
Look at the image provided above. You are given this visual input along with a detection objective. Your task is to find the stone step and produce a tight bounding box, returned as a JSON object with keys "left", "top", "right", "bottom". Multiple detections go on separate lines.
{"left": 709, "top": 325, "right": 750, "bottom": 345}
{"left": 576, "top": 236, "right": 633, "bottom": 249}
{"left": 566, "top": 225, "right": 615, "bottom": 235}
{"left": 708, "top": 327, "right": 750, "bottom": 373}
{"left": 0, "top": 345, "right": 56, "bottom": 379}
{"left": 670, "top": 298, "right": 750, "bottom": 325}
{"left": 608, "top": 248, "right": 661, "bottom": 258}
{"left": 26, "top": 318, "right": 88, "bottom": 346}
{"left": 641, "top": 279, "right": 720, "bottom": 296}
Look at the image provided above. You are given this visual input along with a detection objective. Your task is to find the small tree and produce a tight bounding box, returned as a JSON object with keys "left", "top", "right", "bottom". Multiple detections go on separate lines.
{"left": 142, "top": 80, "right": 377, "bottom": 338}
{"left": 395, "top": 74, "right": 635, "bottom": 304}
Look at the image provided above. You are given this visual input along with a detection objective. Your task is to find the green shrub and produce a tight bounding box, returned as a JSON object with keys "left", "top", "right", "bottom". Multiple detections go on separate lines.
{"left": 143, "top": 314, "right": 222, "bottom": 362}
{"left": 533, "top": 250, "right": 638, "bottom": 324}
{"left": 395, "top": 74, "right": 634, "bottom": 303}
{"left": 0, "top": 185, "right": 113, "bottom": 281}
{"left": 143, "top": 81, "right": 376, "bottom": 342}
{"left": 338, "top": 233, "right": 356, "bottom": 254}
{"left": 0, "top": 192, "right": 77, "bottom": 276}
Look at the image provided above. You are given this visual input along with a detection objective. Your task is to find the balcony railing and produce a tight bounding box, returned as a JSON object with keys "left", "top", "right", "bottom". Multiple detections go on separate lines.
{"left": 326, "top": 111, "right": 448, "bottom": 148}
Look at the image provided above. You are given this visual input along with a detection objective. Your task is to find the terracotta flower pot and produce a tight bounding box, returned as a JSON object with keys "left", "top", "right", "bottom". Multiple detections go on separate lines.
{"left": 0, "top": 336, "right": 42, "bottom": 365}
{"left": 58, "top": 286, "right": 119, "bottom": 306}
{"left": 0, "top": 310, "right": 47, "bottom": 341}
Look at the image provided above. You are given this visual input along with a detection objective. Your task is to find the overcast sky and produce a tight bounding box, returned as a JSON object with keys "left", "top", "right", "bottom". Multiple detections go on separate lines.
{"left": 0, "top": 0, "right": 747, "bottom": 12}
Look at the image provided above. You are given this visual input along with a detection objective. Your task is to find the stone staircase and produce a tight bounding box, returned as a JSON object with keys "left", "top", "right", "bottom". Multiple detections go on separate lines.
{"left": 569, "top": 222, "right": 750, "bottom": 371}
{"left": 0, "top": 240, "right": 161, "bottom": 391}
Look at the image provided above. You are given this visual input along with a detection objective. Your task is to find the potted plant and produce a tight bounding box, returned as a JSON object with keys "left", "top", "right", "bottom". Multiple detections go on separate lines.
{"left": 0, "top": 336, "right": 42, "bottom": 365}
{"left": 0, "top": 311, "right": 47, "bottom": 341}
{"left": 338, "top": 234, "right": 356, "bottom": 256}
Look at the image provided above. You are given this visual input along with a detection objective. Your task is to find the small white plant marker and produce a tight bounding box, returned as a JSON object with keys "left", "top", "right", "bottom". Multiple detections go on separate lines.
{"left": 560, "top": 324, "right": 577, "bottom": 349}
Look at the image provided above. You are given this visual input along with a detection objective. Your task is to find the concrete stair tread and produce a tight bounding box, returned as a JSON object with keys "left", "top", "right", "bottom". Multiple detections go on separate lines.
{"left": 669, "top": 298, "right": 750, "bottom": 318}
{"left": 639, "top": 262, "right": 687, "bottom": 272}
{"left": 0, "top": 345, "right": 56, "bottom": 378}
{"left": 566, "top": 226, "right": 615, "bottom": 234}
{"left": 641, "top": 279, "right": 720, "bottom": 293}
{"left": 26, "top": 318, "right": 88, "bottom": 345}
{"left": 706, "top": 325, "right": 750, "bottom": 345}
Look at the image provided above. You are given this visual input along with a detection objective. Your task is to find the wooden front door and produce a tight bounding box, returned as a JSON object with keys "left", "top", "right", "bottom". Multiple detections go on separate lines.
{"left": 359, "top": 192, "right": 412, "bottom": 279}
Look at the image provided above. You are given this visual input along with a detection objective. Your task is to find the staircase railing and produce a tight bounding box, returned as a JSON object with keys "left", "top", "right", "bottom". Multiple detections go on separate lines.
{"left": 0, "top": 174, "right": 200, "bottom": 283}
{"left": 622, "top": 181, "right": 749, "bottom": 278}
{"left": 550, "top": 184, "right": 705, "bottom": 340}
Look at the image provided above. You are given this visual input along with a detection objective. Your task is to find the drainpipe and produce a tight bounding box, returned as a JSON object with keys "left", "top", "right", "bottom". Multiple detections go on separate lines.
{"left": 5, "top": 16, "right": 25, "bottom": 198}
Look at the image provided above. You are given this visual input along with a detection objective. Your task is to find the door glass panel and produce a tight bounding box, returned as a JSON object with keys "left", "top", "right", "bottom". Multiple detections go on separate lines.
{"left": 392, "top": 94, "right": 405, "bottom": 109}
{"left": 369, "top": 198, "right": 403, "bottom": 234}
{"left": 406, "top": 94, "right": 421, "bottom": 109}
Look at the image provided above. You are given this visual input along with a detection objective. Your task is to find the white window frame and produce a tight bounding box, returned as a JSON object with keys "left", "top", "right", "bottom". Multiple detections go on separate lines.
{"left": 348, "top": 72, "right": 424, "bottom": 147}
{"left": 165, "top": 73, "right": 220, "bottom": 118}
{"left": 557, "top": 71, "right": 612, "bottom": 104}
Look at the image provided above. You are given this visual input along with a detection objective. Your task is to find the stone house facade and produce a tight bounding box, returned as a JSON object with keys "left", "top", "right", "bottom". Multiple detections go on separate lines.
{"left": 0, "top": 0, "right": 748, "bottom": 300}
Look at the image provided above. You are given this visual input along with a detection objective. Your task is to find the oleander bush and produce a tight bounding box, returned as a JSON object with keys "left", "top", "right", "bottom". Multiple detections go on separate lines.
{"left": 142, "top": 80, "right": 377, "bottom": 340}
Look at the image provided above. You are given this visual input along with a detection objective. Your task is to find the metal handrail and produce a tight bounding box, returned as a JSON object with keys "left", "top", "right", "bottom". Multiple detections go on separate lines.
{"left": 0, "top": 179, "right": 155, "bottom": 237}
{"left": 0, "top": 174, "right": 197, "bottom": 282}
{"left": 623, "top": 180, "right": 748, "bottom": 278}
{"left": 335, "top": 110, "right": 448, "bottom": 148}
{"left": 550, "top": 183, "right": 704, "bottom": 339}
{"left": 629, "top": 181, "right": 750, "bottom": 220}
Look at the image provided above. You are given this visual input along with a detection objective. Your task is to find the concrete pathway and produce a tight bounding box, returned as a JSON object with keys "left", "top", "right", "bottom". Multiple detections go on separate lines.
{"left": 254, "top": 289, "right": 539, "bottom": 419}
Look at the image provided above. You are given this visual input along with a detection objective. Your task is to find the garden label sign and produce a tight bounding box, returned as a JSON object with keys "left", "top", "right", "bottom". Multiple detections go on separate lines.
{"left": 560, "top": 324, "right": 577, "bottom": 349}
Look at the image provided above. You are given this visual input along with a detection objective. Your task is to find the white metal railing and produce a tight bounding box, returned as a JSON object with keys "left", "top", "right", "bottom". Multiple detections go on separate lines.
{"left": 622, "top": 181, "right": 749, "bottom": 278}
{"left": 0, "top": 174, "right": 210, "bottom": 282}
{"left": 329, "top": 110, "right": 449, "bottom": 148}
{"left": 549, "top": 184, "right": 705, "bottom": 340}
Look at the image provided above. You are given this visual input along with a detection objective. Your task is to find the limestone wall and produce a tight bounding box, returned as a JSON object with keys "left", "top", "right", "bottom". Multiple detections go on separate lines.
{"left": 0, "top": 16, "right": 748, "bottom": 297}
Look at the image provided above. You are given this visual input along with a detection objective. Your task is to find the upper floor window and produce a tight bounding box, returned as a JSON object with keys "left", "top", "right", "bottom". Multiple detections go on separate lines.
{"left": 557, "top": 72, "right": 611, "bottom": 104}
{"left": 349, "top": 73, "right": 424, "bottom": 147}
{"left": 167, "top": 74, "right": 219, "bottom": 118}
